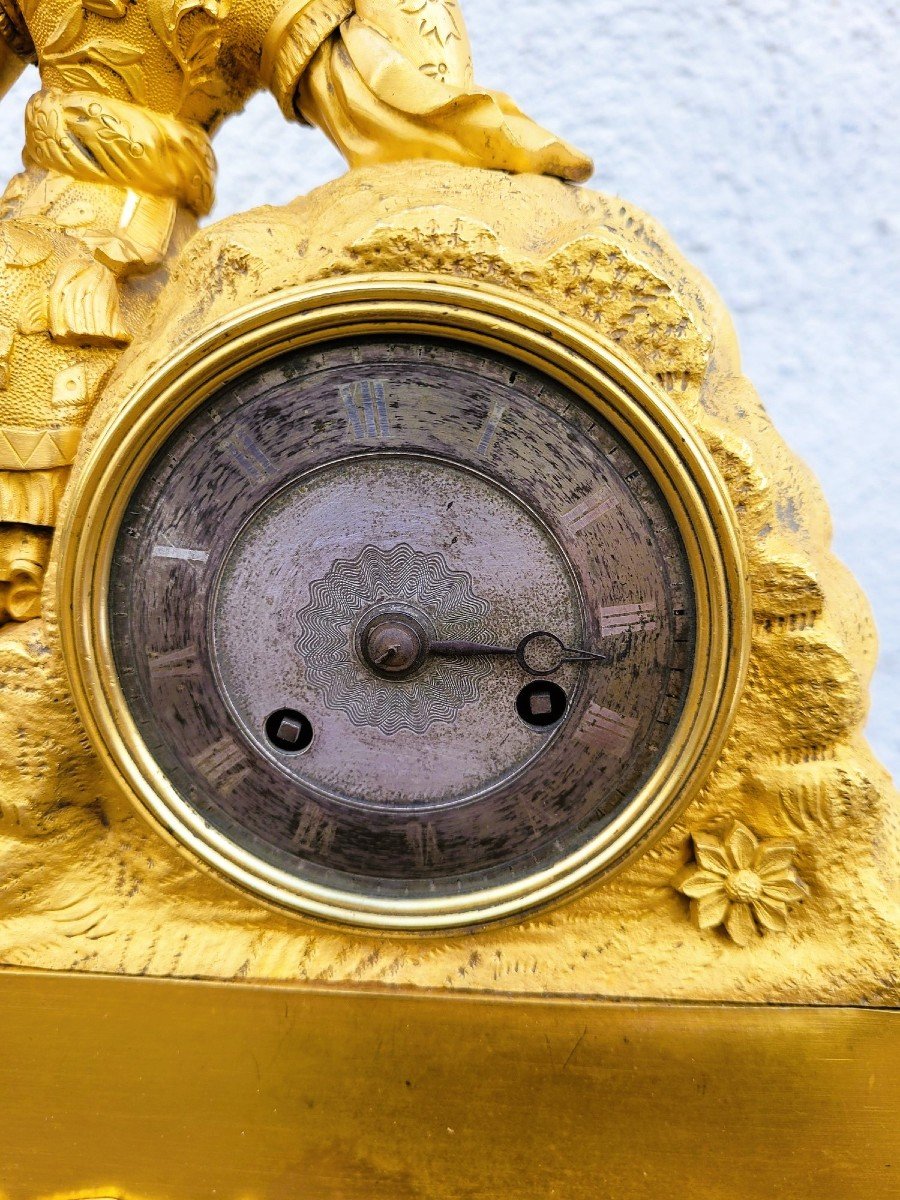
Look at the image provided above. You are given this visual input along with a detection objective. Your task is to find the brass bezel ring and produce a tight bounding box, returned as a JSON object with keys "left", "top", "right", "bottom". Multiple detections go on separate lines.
{"left": 57, "top": 276, "right": 751, "bottom": 932}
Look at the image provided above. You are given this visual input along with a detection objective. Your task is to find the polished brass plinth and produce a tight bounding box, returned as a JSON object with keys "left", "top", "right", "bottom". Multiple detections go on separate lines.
{"left": 0, "top": 971, "right": 897, "bottom": 1200}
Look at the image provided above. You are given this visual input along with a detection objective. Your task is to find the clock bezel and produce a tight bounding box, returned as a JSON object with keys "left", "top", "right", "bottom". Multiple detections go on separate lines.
{"left": 56, "top": 276, "right": 750, "bottom": 932}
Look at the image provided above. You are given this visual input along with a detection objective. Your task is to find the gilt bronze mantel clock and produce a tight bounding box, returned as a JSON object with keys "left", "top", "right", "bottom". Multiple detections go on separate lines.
{"left": 0, "top": 2, "right": 896, "bottom": 1198}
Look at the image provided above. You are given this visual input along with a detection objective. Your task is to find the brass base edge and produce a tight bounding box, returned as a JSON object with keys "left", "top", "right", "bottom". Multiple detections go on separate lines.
{"left": 1, "top": 970, "right": 897, "bottom": 1200}
{"left": 0, "top": 964, "right": 897, "bottom": 1012}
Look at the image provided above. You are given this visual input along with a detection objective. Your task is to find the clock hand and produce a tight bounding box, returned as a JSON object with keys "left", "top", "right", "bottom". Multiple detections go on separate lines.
{"left": 429, "top": 639, "right": 518, "bottom": 659}
{"left": 430, "top": 631, "right": 607, "bottom": 678}
{"left": 356, "top": 614, "right": 606, "bottom": 679}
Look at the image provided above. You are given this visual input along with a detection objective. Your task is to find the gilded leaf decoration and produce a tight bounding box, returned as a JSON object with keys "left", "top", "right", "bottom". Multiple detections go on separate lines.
{"left": 400, "top": 0, "right": 462, "bottom": 48}
{"left": 52, "top": 197, "right": 99, "bottom": 230}
{"left": 84, "top": 40, "right": 149, "bottom": 103}
{"left": 45, "top": 36, "right": 149, "bottom": 104}
{"left": 17, "top": 286, "right": 49, "bottom": 335}
{"left": 52, "top": 62, "right": 110, "bottom": 92}
{"left": 42, "top": 4, "right": 85, "bottom": 57}
{"left": 84, "top": 0, "right": 129, "bottom": 15}
{"left": 0, "top": 222, "right": 52, "bottom": 269}
{"left": 147, "top": 0, "right": 231, "bottom": 118}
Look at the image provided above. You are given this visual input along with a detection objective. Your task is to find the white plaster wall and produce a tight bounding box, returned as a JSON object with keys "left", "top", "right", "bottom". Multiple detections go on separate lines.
{"left": 1, "top": 0, "right": 897, "bottom": 779}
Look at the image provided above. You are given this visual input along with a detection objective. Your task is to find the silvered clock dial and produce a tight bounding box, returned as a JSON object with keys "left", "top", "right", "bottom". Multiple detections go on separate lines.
{"left": 61, "top": 283, "right": 746, "bottom": 930}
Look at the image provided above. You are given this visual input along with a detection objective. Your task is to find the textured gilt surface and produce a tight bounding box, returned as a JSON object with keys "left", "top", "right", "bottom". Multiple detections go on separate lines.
{"left": 2, "top": 973, "right": 898, "bottom": 1200}
{"left": 0, "top": 0, "right": 590, "bottom": 630}
{"left": 2, "top": 163, "right": 897, "bottom": 1003}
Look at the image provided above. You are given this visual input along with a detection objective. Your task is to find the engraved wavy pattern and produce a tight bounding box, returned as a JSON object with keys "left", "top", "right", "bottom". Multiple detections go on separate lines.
{"left": 296, "top": 543, "right": 492, "bottom": 735}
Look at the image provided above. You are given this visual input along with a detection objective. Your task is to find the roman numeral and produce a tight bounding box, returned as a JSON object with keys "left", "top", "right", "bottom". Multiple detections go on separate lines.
{"left": 221, "top": 427, "right": 273, "bottom": 482}
{"left": 406, "top": 821, "right": 442, "bottom": 869}
{"left": 561, "top": 488, "right": 617, "bottom": 533}
{"left": 476, "top": 402, "right": 506, "bottom": 456}
{"left": 575, "top": 704, "right": 638, "bottom": 759}
{"left": 340, "top": 380, "right": 391, "bottom": 439}
{"left": 518, "top": 797, "right": 546, "bottom": 837}
{"left": 600, "top": 603, "right": 659, "bottom": 636}
{"left": 148, "top": 644, "right": 200, "bottom": 679}
{"left": 291, "top": 807, "right": 336, "bottom": 854}
{"left": 152, "top": 539, "right": 208, "bottom": 566}
{"left": 190, "top": 736, "right": 251, "bottom": 796}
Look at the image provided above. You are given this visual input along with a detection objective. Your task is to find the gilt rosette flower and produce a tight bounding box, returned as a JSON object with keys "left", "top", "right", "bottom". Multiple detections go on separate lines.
{"left": 673, "top": 821, "right": 807, "bottom": 946}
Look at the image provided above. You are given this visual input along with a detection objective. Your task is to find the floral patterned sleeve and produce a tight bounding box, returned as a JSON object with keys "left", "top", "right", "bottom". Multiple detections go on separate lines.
{"left": 259, "top": 0, "right": 591, "bottom": 181}
{"left": 302, "top": 1, "right": 593, "bottom": 181}
{"left": 259, "top": 0, "right": 356, "bottom": 121}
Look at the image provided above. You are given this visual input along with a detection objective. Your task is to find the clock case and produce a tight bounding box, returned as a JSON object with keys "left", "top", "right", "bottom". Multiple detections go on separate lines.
{"left": 2, "top": 163, "right": 898, "bottom": 1198}
{"left": 57, "top": 278, "right": 748, "bottom": 932}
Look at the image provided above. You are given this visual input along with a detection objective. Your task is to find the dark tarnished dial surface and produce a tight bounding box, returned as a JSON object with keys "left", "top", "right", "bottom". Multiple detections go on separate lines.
{"left": 109, "top": 338, "right": 695, "bottom": 900}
